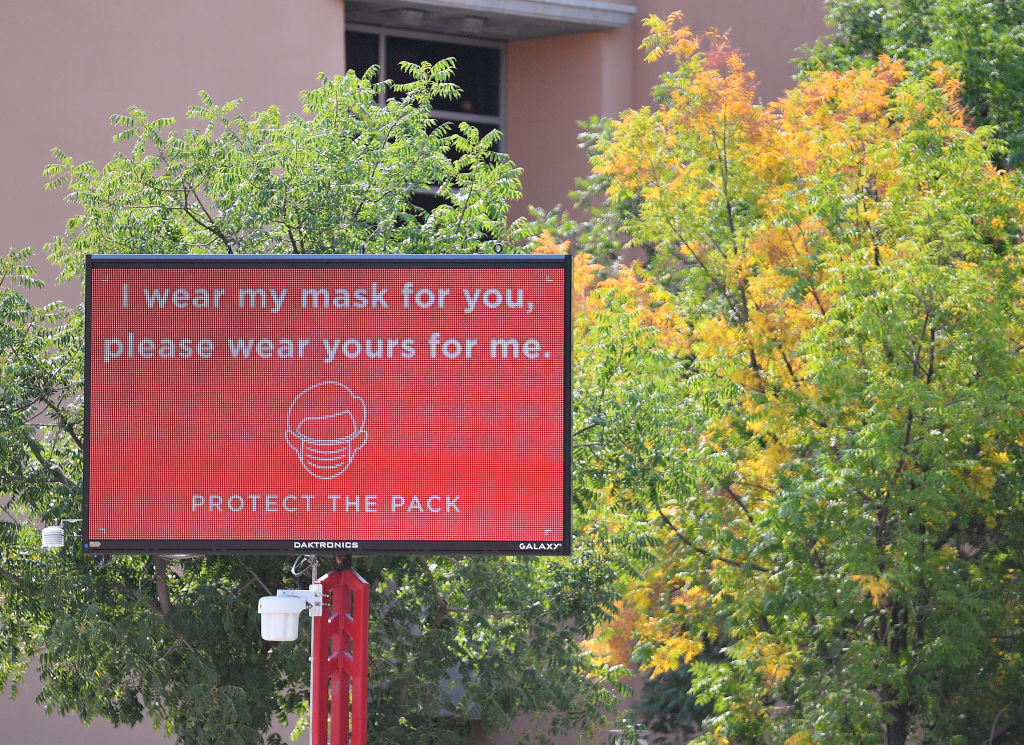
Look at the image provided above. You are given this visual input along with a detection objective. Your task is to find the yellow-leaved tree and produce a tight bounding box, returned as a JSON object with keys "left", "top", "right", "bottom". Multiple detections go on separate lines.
{"left": 558, "top": 13, "right": 1024, "bottom": 745}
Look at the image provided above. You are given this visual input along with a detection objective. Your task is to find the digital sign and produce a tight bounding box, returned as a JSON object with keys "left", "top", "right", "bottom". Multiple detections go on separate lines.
{"left": 85, "top": 254, "right": 570, "bottom": 555}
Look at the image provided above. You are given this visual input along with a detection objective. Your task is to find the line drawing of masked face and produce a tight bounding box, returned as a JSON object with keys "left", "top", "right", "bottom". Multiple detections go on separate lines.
{"left": 285, "top": 382, "right": 368, "bottom": 479}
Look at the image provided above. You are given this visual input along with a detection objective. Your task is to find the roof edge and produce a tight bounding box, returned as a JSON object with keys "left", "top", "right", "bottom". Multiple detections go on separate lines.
{"left": 345, "top": 0, "right": 637, "bottom": 40}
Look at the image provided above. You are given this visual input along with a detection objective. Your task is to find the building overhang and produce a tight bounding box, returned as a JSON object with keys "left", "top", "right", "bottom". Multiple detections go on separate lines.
{"left": 345, "top": 0, "right": 637, "bottom": 40}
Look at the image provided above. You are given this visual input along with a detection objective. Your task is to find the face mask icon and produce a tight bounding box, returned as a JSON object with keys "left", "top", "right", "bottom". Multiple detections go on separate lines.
{"left": 285, "top": 381, "right": 368, "bottom": 479}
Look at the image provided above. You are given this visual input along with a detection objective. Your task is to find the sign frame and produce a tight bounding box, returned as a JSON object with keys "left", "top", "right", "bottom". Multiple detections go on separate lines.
{"left": 84, "top": 253, "right": 571, "bottom": 556}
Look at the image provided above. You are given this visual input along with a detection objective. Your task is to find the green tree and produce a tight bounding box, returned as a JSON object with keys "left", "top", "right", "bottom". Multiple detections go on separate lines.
{"left": 566, "top": 14, "right": 1024, "bottom": 744}
{"left": 0, "top": 64, "right": 622, "bottom": 745}
{"left": 801, "top": 0, "right": 1024, "bottom": 166}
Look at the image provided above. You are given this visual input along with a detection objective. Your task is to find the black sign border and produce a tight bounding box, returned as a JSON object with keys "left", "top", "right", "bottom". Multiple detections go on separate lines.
{"left": 84, "top": 253, "right": 571, "bottom": 557}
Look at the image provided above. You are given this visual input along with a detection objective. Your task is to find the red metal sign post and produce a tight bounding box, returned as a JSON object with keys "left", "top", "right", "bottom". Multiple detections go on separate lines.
{"left": 311, "top": 569, "right": 369, "bottom": 745}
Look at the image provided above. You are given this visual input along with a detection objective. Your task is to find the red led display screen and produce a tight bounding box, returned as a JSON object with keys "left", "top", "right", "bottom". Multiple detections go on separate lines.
{"left": 85, "top": 255, "right": 570, "bottom": 555}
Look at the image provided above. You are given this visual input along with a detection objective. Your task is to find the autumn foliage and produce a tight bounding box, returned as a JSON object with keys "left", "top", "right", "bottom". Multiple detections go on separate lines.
{"left": 567, "top": 13, "right": 1024, "bottom": 744}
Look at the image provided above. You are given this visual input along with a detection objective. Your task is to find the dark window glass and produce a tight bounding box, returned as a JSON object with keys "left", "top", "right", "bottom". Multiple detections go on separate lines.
{"left": 385, "top": 38, "right": 501, "bottom": 117}
{"left": 410, "top": 191, "right": 450, "bottom": 214}
{"left": 345, "top": 31, "right": 379, "bottom": 76}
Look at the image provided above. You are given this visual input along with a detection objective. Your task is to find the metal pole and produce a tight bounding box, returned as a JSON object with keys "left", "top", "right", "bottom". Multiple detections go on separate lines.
{"left": 308, "top": 556, "right": 318, "bottom": 745}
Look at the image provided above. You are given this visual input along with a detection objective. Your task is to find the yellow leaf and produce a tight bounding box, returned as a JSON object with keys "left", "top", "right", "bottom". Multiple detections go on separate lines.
{"left": 647, "top": 634, "right": 705, "bottom": 676}
{"left": 851, "top": 574, "right": 890, "bottom": 606}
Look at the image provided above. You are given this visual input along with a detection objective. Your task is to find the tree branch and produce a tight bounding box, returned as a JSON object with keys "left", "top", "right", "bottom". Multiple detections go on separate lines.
{"left": 665, "top": 219, "right": 743, "bottom": 321}
{"left": 416, "top": 556, "right": 449, "bottom": 626}
{"left": 101, "top": 579, "right": 165, "bottom": 617}
{"left": 0, "top": 565, "right": 24, "bottom": 585}
{"left": 655, "top": 504, "right": 769, "bottom": 573}
{"left": 180, "top": 182, "right": 233, "bottom": 253}
{"left": 25, "top": 434, "right": 76, "bottom": 490}
{"left": 414, "top": 557, "right": 531, "bottom": 620}
{"left": 723, "top": 485, "right": 755, "bottom": 524}
{"left": 572, "top": 420, "right": 603, "bottom": 438}
{"left": 38, "top": 394, "right": 84, "bottom": 452}
{"left": 239, "top": 561, "right": 274, "bottom": 596}
{"left": 780, "top": 350, "right": 801, "bottom": 385}
{"left": 152, "top": 555, "right": 173, "bottom": 615}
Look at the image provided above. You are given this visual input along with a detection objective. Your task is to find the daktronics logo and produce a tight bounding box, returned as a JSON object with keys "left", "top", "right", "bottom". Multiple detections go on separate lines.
{"left": 85, "top": 255, "right": 571, "bottom": 556}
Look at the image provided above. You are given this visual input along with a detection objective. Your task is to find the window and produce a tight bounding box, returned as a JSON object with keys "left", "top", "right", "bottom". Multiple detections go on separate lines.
{"left": 345, "top": 27, "right": 505, "bottom": 212}
{"left": 345, "top": 27, "right": 504, "bottom": 147}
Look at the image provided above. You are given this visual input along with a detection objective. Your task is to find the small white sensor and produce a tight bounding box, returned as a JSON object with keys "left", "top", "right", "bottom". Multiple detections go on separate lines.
{"left": 41, "top": 525, "right": 66, "bottom": 549}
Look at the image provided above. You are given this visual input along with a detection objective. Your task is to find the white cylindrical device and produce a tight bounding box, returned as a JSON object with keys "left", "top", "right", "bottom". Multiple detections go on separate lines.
{"left": 257, "top": 595, "right": 307, "bottom": 641}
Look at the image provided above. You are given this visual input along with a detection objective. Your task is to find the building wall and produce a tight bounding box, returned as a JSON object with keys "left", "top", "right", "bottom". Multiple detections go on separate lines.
{"left": 0, "top": 0, "right": 346, "bottom": 302}
{"left": 1, "top": 665, "right": 174, "bottom": 744}
{"left": 505, "top": 25, "right": 637, "bottom": 219}
{"left": 506, "top": 0, "right": 830, "bottom": 216}
{"left": 1, "top": 0, "right": 830, "bottom": 274}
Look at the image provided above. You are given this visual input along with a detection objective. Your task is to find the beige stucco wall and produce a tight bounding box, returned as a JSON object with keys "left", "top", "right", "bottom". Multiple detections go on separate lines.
{"left": 0, "top": 0, "right": 346, "bottom": 302}
{"left": 2, "top": 0, "right": 830, "bottom": 269}
{"left": 506, "top": 0, "right": 830, "bottom": 216}
{"left": 1, "top": 665, "right": 175, "bottom": 744}
{"left": 636, "top": 0, "right": 830, "bottom": 107}
{"left": 505, "top": 26, "right": 636, "bottom": 220}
